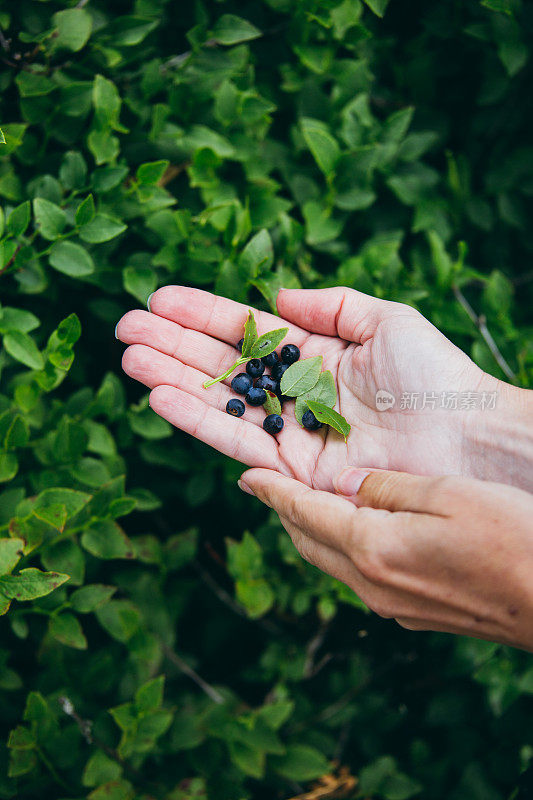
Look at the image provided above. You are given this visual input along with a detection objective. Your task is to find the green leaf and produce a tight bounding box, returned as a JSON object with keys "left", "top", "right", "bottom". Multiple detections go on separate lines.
{"left": 57, "top": 313, "right": 82, "bottom": 345}
{"left": 49, "top": 240, "right": 95, "bottom": 277}
{"left": 250, "top": 328, "right": 289, "bottom": 359}
{"left": 307, "top": 401, "right": 351, "bottom": 440}
{"left": 0, "top": 128, "right": 5, "bottom": 144}
{"left": 3, "top": 331, "right": 44, "bottom": 370}
{"left": 135, "top": 675, "right": 164, "bottom": 712}
{"left": 0, "top": 568, "right": 69, "bottom": 601}
{"left": 302, "top": 201, "right": 344, "bottom": 245}
{"left": 295, "top": 371, "right": 337, "bottom": 425}
{"left": 212, "top": 15, "right": 262, "bottom": 45}
{"left": 32, "top": 503, "right": 67, "bottom": 532}
{"left": 363, "top": 0, "right": 390, "bottom": 17}
{"left": 241, "top": 309, "right": 258, "bottom": 358}
{"left": 48, "top": 612, "right": 87, "bottom": 649}
{"left": 59, "top": 150, "right": 88, "bottom": 190}
{"left": 136, "top": 160, "right": 169, "bottom": 185}
{"left": 0, "top": 539, "right": 24, "bottom": 576}
{"left": 87, "top": 779, "right": 135, "bottom": 800}
{"left": 15, "top": 72, "right": 56, "bottom": 98}
{"left": 271, "top": 744, "right": 330, "bottom": 781}
{"left": 82, "top": 750, "right": 122, "bottom": 788}
{"left": 93, "top": 74, "right": 122, "bottom": 129}
{"left": 280, "top": 356, "right": 323, "bottom": 397}
{"left": 42, "top": 540, "right": 85, "bottom": 586}
{"left": 33, "top": 198, "right": 66, "bottom": 241}
{"left": 239, "top": 230, "right": 274, "bottom": 278}
{"left": 228, "top": 739, "right": 265, "bottom": 778}
{"left": 236, "top": 578, "right": 275, "bottom": 619}
{"left": 79, "top": 214, "right": 126, "bottom": 243}
{"left": 123, "top": 266, "right": 157, "bottom": 304}
{"left": 301, "top": 118, "right": 340, "bottom": 178}
{"left": 75, "top": 194, "right": 96, "bottom": 227}
{"left": 0, "top": 306, "right": 37, "bottom": 333}
{"left": 81, "top": 520, "right": 135, "bottom": 560}
{"left": 70, "top": 584, "right": 116, "bottom": 613}
{"left": 52, "top": 8, "right": 92, "bottom": 52}
{"left": 263, "top": 391, "right": 282, "bottom": 416}
{"left": 7, "top": 202, "right": 31, "bottom": 237}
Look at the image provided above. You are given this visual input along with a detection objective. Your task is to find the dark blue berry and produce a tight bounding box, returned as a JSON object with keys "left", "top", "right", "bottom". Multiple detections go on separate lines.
{"left": 231, "top": 373, "right": 253, "bottom": 395}
{"left": 271, "top": 362, "right": 290, "bottom": 381}
{"left": 245, "top": 387, "right": 267, "bottom": 406}
{"left": 302, "top": 409, "right": 323, "bottom": 430}
{"left": 255, "top": 375, "right": 278, "bottom": 393}
{"left": 246, "top": 359, "right": 265, "bottom": 379}
{"left": 281, "top": 344, "right": 300, "bottom": 364}
{"left": 236, "top": 338, "right": 244, "bottom": 352}
{"left": 226, "top": 399, "right": 245, "bottom": 417}
{"left": 263, "top": 414, "right": 284, "bottom": 435}
{"left": 261, "top": 351, "right": 279, "bottom": 368}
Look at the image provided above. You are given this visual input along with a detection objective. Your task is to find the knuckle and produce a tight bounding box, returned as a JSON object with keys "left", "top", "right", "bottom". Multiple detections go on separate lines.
{"left": 427, "top": 475, "right": 463, "bottom": 507}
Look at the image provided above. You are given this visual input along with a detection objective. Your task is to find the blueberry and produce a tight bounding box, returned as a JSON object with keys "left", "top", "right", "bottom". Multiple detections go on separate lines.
{"left": 271, "top": 362, "right": 290, "bottom": 381}
{"left": 226, "top": 399, "right": 245, "bottom": 417}
{"left": 281, "top": 344, "right": 300, "bottom": 364}
{"left": 246, "top": 359, "right": 265, "bottom": 379}
{"left": 261, "top": 351, "right": 279, "bottom": 368}
{"left": 255, "top": 375, "right": 278, "bottom": 392}
{"left": 263, "top": 414, "right": 284, "bottom": 435}
{"left": 231, "top": 373, "right": 253, "bottom": 395}
{"left": 245, "top": 387, "right": 267, "bottom": 406}
{"left": 302, "top": 409, "right": 323, "bottom": 430}
{"left": 236, "top": 338, "right": 244, "bottom": 352}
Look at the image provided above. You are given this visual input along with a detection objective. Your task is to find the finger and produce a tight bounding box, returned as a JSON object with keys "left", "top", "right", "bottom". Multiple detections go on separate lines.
{"left": 277, "top": 514, "right": 372, "bottom": 596}
{"left": 149, "top": 386, "right": 282, "bottom": 470}
{"left": 334, "top": 467, "right": 454, "bottom": 515}
{"left": 116, "top": 309, "right": 243, "bottom": 380}
{"left": 149, "top": 286, "right": 309, "bottom": 347}
{"left": 239, "top": 468, "right": 389, "bottom": 554}
{"left": 277, "top": 287, "right": 417, "bottom": 343}
{"left": 122, "top": 344, "right": 268, "bottom": 427}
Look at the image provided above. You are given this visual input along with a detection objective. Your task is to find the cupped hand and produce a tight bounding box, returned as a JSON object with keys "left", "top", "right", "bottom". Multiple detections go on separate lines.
{"left": 115, "top": 286, "right": 499, "bottom": 491}
{"left": 238, "top": 466, "right": 533, "bottom": 651}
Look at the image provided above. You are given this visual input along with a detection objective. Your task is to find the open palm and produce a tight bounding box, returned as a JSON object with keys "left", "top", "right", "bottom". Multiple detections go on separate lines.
{"left": 116, "top": 286, "right": 491, "bottom": 492}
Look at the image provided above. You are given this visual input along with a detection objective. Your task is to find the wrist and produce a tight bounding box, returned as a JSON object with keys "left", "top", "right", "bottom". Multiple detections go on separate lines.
{"left": 462, "top": 374, "right": 533, "bottom": 492}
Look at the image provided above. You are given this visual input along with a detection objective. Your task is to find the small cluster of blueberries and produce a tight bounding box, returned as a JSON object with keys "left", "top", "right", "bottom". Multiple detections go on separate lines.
{"left": 225, "top": 341, "right": 323, "bottom": 436}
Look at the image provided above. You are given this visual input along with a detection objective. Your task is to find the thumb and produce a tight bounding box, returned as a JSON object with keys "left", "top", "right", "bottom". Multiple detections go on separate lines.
{"left": 334, "top": 467, "right": 450, "bottom": 515}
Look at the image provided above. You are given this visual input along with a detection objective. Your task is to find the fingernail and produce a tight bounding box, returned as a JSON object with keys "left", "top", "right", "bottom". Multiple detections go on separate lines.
{"left": 335, "top": 468, "right": 372, "bottom": 496}
{"left": 147, "top": 292, "right": 155, "bottom": 311}
{"left": 238, "top": 479, "right": 255, "bottom": 497}
{"left": 114, "top": 323, "right": 120, "bottom": 340}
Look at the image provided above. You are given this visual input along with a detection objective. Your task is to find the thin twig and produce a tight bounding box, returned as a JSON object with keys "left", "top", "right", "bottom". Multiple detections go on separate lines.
{"left": 453, "top": 284, "right": 516, "bottom": 382}
{"left": 160, "top": 641, "right": 225, "bottom": 704}
{"left": 0, "top": 29, "right": 10, "bottom": 52}
{"left": 303, "top": 621, "right": 330, "bottom": 679}
{"left": 195, "top": 560, "right": 282, "bottom": 635}
{"left": 58, "top": 697, "right": 161, "bottom": 792}
{"left": 76, "top": 0, "right": 90, "bottom": 7}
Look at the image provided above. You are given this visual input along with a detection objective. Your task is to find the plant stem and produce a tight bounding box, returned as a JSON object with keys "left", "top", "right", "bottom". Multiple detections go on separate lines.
{"left": 203, "top": 357, "right": 247, "bottom": 388}
{"left": 453, "top": 285, "right": 516, "bottom": 382}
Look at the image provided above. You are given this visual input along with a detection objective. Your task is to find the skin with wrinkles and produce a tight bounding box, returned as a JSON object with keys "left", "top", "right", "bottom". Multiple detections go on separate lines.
{"left": 237, "top": 467, "right": 533, "bottom": 652}
{"left": 116, "top": 285, "right": 499, "bottom": 491}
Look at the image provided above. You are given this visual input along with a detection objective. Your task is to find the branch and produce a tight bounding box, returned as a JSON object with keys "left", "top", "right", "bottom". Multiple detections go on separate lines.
{"left": 0, "top": 27, "right": 10, "bottom": 52}
{"left": 160, "top": 641, "right": 225, "bottom": 704}
{"left": 303, "top": 621, "right": 330, "bottom": 679}
{"left": 453, "top": 284, "right": 516, "bottom": 382}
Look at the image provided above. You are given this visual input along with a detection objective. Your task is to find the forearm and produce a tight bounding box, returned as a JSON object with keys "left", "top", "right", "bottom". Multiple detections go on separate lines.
{"left": 464, "top": 377, "right": 533, "bottom": 492}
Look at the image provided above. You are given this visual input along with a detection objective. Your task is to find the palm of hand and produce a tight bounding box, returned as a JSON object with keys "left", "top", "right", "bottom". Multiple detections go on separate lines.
{"left": 116, "top": 287, "right": 483, "bottom": 492}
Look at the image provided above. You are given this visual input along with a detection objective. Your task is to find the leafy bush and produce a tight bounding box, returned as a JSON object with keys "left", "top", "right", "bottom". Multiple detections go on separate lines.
{"left": 0, "top": 1, "right": 532, "bottom": 798}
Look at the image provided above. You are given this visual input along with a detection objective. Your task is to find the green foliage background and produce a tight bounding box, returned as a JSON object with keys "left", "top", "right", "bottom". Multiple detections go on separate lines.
{"left": 0, "top": 0, "right": 532, "bottom": 798}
